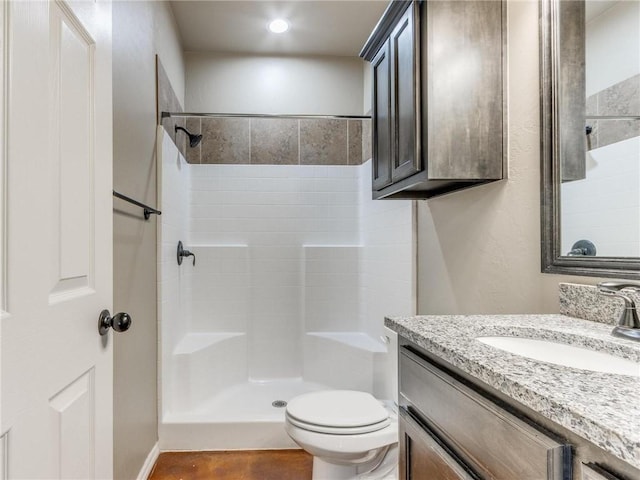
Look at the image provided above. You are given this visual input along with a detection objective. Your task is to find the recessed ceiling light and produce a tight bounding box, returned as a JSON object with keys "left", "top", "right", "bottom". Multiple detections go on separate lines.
{"left": 268, "top": 19, "right": 289, "bottom": 34}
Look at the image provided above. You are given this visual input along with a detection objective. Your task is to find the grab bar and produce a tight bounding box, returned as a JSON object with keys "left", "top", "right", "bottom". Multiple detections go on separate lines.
{"left": 113, "top": 190, "right": 161, "bottom": 220}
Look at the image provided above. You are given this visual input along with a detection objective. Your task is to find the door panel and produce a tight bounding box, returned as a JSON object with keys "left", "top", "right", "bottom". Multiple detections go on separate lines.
{"left": 51, "top": 0, "right": 95, "bottom": 301}
{"left": 1, "top": 1, "right": 113, "bottom": 478}
{"left": 49, "top": 369, "right": 95, "bottom": 480}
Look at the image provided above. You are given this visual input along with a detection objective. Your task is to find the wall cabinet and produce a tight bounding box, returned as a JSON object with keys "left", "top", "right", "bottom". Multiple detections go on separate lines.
{"left": 361, "top": 0, "right": 506, "bottom": 199}
{"left": 398, "top": 337, "right": 640, "bottom": 480}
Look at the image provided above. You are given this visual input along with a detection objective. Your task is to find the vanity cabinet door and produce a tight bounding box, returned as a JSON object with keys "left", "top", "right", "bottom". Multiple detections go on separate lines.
{"left": 371, "top": 40, "right": 393, "bottom": 190}
{"left": 400, "top": 407, "right": 480, "bottom": 480}
{"left": 581, "top": 463, "right": 625, "bottom": 480}
{"left": 399, "top": 346, "right": 571, "bottom": 480}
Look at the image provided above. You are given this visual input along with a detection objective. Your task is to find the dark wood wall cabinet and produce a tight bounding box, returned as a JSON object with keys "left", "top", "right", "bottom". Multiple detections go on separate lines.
{"left": 360, "top": 0, "right": 506, "bottom": 199}
{"left": 398, "top": 338, "right": 639, "bottom": 480}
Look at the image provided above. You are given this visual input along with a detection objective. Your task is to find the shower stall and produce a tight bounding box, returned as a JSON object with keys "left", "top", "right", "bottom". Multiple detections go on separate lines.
{"left": 156, "top": 116, "right": 414, "bottom": 450}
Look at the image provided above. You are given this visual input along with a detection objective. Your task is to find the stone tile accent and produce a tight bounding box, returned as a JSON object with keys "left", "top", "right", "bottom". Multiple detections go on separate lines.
{"left": 347, "top": 120, "right": 363, "bottom": 165}
{"left": 156, "top": 56, "right": 186, "bottom": 159}
{"left": 182, "top": 116, "right": 368, "bottom": 166}
{"left": 250, "top": 118, "right": 299, "bottom": 165}
{"left": 299, "top": 119, "right": 348, "bottom": 165}
{"left": 597, "top": 118, "right": 640, "bottom": 148}
{"left": 586, "top": 74, "right": 640, "bottom": 150}
{"left": 598, "top": 74, "right": 640, "bottom": 117}
{"left": 586, "top": 94, "right": 598, "bottom": 117}
{"left": 200, "top": 118, "right": 251, "bottom": 164}
{"left": 362, "top": 119, "right": 372, "bottom": 162}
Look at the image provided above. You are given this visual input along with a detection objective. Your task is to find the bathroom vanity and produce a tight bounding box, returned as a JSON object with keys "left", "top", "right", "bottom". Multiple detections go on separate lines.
{"left": 386, "top": 314, "right": 640, "bottom": 480}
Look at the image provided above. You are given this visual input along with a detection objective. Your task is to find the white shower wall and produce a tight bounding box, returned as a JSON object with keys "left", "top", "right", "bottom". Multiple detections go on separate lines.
{"left": 561, "top": 137, "right": 640, "bottom": 257}
{"left": 189, "top": 164, "right": 362, "bottom": 381}
{"left": 158, "top": 128, "right": 414, "bottom": 448}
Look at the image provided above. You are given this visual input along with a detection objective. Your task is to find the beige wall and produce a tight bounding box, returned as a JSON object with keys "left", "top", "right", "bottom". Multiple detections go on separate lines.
{"left": 185, "top": 52, "right": 365, "bottom": 114}
{"left": 112, "top": 2, "right": 184, "bottom": 479}
{"left": 416, "top": 0, "right": 601, "bottom": 316}
{"left": 363, "top": 61, "right": 372, "bottom": 114}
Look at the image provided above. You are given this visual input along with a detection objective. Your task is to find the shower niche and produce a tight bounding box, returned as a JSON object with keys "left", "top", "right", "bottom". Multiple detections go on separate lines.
{"left": 156, "top": 120, "right": 414, "bottom": 450}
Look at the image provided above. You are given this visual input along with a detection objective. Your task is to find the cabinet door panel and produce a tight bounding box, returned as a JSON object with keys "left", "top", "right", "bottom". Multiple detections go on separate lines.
{"left": 372, "top": 41, "right": 393, "bottom": 190}
{"left": 400, "top": 347, "right": 571, "bottom": 480}
{"left": 426, "top": 0, "right": 503, "bottom": 180}
{"left": 391, "top": 3, "right": 420, "bottom": 183}
{"left": 581, "top": 463, "right": 624, "bottom": 480}
{"left": 400, "top": 408, "right": 480, "bottom": 480}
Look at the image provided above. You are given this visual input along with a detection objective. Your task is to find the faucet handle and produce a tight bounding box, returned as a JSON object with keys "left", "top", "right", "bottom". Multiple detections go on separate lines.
{"left": 597, "top": 282, "right": 640, "bottom": 336}
{"left": 597, "top": 281, "right": 640, "bottom": 293}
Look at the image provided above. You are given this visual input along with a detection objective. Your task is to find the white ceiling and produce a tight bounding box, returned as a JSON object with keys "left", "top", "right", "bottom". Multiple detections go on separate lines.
{"left": 169, "top": 1, "right": 390, "bottom": 57}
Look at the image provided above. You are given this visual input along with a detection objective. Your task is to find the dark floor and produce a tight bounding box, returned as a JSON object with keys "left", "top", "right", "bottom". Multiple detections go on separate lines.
{"left": 148, "top": 450, "right": 313, "bottom": 480}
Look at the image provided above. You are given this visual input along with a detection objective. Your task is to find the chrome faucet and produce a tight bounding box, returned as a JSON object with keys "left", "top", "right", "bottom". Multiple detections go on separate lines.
{"left": 597, "top": 282, "right": 640, "bottom": 341}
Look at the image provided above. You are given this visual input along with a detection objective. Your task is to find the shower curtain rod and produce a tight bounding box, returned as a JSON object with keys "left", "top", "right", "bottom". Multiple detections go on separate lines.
{"left": 162, "top": 111, "right": 371, "bottom": 120}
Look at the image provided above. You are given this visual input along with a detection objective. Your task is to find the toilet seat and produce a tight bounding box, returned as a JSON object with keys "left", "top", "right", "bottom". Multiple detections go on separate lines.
{"left": 285, "top": 390, "right": 390, "bottom": 435}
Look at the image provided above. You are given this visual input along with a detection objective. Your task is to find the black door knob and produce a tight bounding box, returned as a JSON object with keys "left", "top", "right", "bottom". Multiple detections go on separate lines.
{"left": 98, "top": 309, "right": 132, "bottom": 336}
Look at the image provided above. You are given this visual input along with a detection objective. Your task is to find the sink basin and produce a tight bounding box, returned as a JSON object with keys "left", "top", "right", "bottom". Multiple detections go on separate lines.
{"left": 477, "top": 336, "right": 640, "bottom": 377}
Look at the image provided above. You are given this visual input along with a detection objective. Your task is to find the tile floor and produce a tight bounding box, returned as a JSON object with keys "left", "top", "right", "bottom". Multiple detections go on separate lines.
{"left": 148, "top": 450, "right": 313, "bottom": 480}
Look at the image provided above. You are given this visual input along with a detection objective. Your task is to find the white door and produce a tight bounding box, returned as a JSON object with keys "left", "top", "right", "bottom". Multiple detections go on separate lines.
{"left": 1, "top": 0, "right": 114, "bottom": 478}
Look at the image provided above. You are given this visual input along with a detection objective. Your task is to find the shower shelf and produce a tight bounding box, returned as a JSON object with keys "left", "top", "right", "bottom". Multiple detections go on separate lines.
{"left": 306, "top": 332, "right": 387, "bottom": 353}
{"left": 173, "top": 332, "right": 245, "bottom": 355}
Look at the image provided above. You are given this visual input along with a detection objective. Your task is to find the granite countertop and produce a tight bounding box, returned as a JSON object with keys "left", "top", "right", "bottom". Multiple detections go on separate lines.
{"left": 385, "top": 314, "right": 640, "bottom": 469}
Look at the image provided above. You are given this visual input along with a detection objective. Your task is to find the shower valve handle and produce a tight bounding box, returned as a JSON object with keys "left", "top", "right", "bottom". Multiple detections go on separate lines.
{"left": 177, "top": 241, "right": 196, "bottom": 266}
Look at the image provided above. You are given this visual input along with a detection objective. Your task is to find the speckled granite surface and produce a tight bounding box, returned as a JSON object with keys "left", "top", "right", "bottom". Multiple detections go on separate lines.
{"left": 559, "top": 282, "right": 640, "bottom": 325}
{"left": 385, "top": 314, "right": 640, "bottom": 469}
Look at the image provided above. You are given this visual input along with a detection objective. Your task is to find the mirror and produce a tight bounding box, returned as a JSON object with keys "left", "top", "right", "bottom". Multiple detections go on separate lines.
{"left": 541, "top": 0, "right": 640, "bottom": 279}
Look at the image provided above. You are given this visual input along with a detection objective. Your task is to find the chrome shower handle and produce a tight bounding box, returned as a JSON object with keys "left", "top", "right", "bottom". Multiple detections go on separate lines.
{"left": 177, "top": 241, "right": 196, "bottom": 266}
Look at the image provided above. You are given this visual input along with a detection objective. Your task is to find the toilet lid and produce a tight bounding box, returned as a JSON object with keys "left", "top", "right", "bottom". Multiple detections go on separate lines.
{"left": 285, "top": 390, "right": 389, "bottom": 434}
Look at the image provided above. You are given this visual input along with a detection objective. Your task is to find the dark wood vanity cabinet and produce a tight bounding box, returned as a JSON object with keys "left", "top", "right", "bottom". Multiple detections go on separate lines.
{"left": 399, "top": 344, "right": 571, "bottom": 480}
{"left": 361, "top": 0, "right": 506, "bottom": 199}
{"left": 398, "top": 337, "right": 640, "bottom": 480}
{"left": 400, "top": 408, "right": 480, "bottom": 480}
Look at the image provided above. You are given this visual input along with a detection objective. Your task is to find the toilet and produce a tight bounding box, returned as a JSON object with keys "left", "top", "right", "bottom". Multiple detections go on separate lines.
{"left": 285, "top": 390, "right": 398, "bottom": 480}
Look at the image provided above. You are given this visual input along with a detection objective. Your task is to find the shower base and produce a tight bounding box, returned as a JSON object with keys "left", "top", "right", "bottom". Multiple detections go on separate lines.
{"left": 159, "top": 378, "right": 329, "bottom": 451}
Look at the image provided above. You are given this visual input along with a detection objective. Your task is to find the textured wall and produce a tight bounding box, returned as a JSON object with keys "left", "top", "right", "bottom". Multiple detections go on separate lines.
{"left": 416, "top": 1, "right": 601, "bottom": 316}
{"left": 185, "top": 52, "right": 366, "bottom": 115}
{"left": 112, "top": 2, "right": 184, "bottom": 479}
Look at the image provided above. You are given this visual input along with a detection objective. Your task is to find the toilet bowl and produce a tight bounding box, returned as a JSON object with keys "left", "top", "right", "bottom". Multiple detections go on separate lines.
{"left": 285, "top": 390, "right": 398, "bottom": 480}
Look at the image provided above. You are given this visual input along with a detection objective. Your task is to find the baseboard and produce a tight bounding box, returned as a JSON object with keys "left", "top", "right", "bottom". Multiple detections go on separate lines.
{"left": 137, "top": 442, "right": 160, "bottom": 480}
